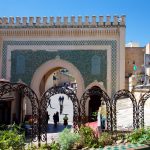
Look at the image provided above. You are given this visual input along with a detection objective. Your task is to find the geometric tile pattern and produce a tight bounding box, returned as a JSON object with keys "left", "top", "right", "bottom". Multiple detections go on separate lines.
{"left": 11, "top": 49, "right": 107, "bottom": 89}
{"left": 99, "top": 143, "right": 149, "bottom": 150}
{"left": 2, "top": 40, "right": 117, "bottom": 95}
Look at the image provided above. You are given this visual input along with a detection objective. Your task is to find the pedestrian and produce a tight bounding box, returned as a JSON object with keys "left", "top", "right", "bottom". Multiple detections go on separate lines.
{"left": 100, "top": 101, "right": 107, "bottom": 130}
{"left": 63, "top": 114, "right": 68, "bottom": 127}
{"left": 59, "top": 96, "right": 64, "bottom": 114}
{"left": 62, "top": 96, "right": 64, "bottom": 104}
{"left": 46, "top": 111, "right": 49, "bottom": 124}
{"left": 55, "top": 111, "right": 59, "bottom": 123}
{"left": 58, "top": 96, "right": 62, "bottom": 104}
{"left": 53, "top": 113, "right": 57, "bottom": 128}
{"left": 59, "top": 96, "right": 64, "bottom": 105}
{"left": 97, "top": 107, "right": 102, "bottom": 137}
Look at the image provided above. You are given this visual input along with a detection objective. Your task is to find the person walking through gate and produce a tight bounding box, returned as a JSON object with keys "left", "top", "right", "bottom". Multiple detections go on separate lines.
{"left": 55, "top": 111, "right": 59, "bottom": 123}
{"left": 100, "top": 101, "right": 107, "bottom": 130}
{"left": 53, "top": 112, "right": 59, "bottom": 128}
{"left": 46, "top": 111, "right": 49, "bottom": 124}
{"left": 59, "top": 96, "right": 64, "bottom": 114}
{"left": 97, "top": 107, "right": 102, "bottom": 137}
{"left": 53, "top": 113, "right": 57, "bottom": 128}
{"left": 63, "top": 114, "right": 68, "bottom": 127}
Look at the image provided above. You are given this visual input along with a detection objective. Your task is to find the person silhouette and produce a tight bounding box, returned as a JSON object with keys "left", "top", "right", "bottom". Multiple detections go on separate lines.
{"left": 53, "top": 111, "right": 59, "bottom": 128}
{"left": 100, "top": 101, "right": 106, "bottom": 130}
{"left": 46, "top": 111, "right": 49, "bottom": 124}
{"left": 59, "top": 96, "right": 64, "bottom": 114}
{"left": 55, "top": 111, "right": 59, "bottom": 123}
{"left": 62, "top": 96, "right": 64, "bottom": 104}
{"left": 63, "top": 114, "right": 68, "bottom": 127}
{"left": 53, "top": 113, "right": 57, "bottom": 127}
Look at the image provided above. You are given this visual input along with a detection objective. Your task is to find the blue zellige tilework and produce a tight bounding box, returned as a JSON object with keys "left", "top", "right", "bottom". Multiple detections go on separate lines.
{"left": 2, "top": 40, "right": 117, "bottom": 95}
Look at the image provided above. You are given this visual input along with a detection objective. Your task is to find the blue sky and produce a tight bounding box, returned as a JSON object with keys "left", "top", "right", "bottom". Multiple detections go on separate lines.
{"left": 0, "top": 0, "right": 150, "bottom": 46}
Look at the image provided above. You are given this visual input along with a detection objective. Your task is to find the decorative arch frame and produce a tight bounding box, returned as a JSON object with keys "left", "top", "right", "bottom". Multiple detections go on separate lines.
{"left": 138, "top": 90, "right": 150, "bottom": 128}
{"left": 39, "top": 86, "right": 80, "bottom": 142}
{"left": 112, "top": 89, "right": 138, "bottom": 130}
{"left": 31, "top": 58, "right": 85, "bottom": 99}
{"left": 0, "top": 81, "right": 39, "bottom": 142}
{"left": 80, "top": 86, "right": 112, "bottom": 131}
{"left": 85, "top": 80, "right": 106, "bottom": 93}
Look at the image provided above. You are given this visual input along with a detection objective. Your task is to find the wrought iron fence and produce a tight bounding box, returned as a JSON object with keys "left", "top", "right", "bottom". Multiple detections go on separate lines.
{"left": 0, "top": 80, "right": 150, "bottom": 145}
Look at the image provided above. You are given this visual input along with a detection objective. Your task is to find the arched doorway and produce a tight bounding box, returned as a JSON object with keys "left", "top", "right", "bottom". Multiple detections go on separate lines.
{"left": 84, "top": 81, "right": 107, "bottom": 122}
{"left": 80, "top": 85, "right": 112, "bottom": 131}
{"left": 39, "top": 86, "right": 80, "bottom": 143}
{"left": 88, "top": 87, "right": 102, "bottom": 122}
{"left": 138, "top": 90, "right": 150, "bottom": 128}
{"left": 39, "top": 67, "right": 77, "bottom": 97}
{"left": 112, "top": 89, "right": 138, "bottom": 130}
{"left": 31, "top": 58, "right": 85, "bottom": 99}
{"left": 0, "top": 81, "right": 39, "bottom": 143}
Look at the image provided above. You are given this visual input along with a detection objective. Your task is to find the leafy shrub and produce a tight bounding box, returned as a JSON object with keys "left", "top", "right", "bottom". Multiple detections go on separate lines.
{"left": 0, "top": 124, "right": 25, "bottom": 150}
{"left": 98, "top": 132, "right": 113, "bottom": 148}
{"left": 58, "top": 128, "right": 80, "bottom": 150}
{"left": 79, "top": 125, "right": 99, "bottom": 148}
{"left": 126, "top": 128, "right": 150, "bottom": 144}
{"left": 0, "top": 124, "right": 7, "bottom": 130}
{"left": 112, "top": 132, "right": 126, "bottom": 142}
{"left": 48, "top": 141, "right": 60, "bottom": 150}
{"left": 91, "top": 112, "right": 98, "bottom": 121}
{"left": 26, "top": 143, "right": 37, "bottom": 150}
{"left": 26, "top": 142, "right": 60, "bottom": 150}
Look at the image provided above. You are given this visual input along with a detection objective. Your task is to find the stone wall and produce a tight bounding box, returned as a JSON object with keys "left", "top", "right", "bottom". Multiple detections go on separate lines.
{"left": 125, "top": 47, "right": 145, "bottom": 89}
{"left": 0, "top": 15, "right": 126, "bottom": 95}
{"left": 0, "top": 15, "right": 125, "bottom": 27}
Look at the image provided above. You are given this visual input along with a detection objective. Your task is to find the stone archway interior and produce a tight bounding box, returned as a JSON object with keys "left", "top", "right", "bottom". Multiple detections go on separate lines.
{"left": 88, "top": 86, "right": 102, "bottom": 122}
{"left": 31, "top": 59, "right": 85, "bottom": 99}
{"left": 39, "top": 67, "right": 77, "bottom": 96}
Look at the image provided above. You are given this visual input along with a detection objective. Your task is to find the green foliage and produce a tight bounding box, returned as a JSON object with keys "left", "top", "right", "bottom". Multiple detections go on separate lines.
{"left": 98, "top": 132, "right": 113, "bottom": 148}
{"left": 126, "top": 128, "right": 150, "bottom": 144}
{"left": 79, "top": 125, "right": 99, "bottom": 148}
{"left": 0, "top": 124, "right": 25, "bottom": 150}
{"left": 114, "top": 132, "right": 126, "bottom": 141}
{"left": 48, "top": 141, "right": 60, "bottom": 150}
{"left": 26, "top": 143, "right": 37, "bottom": 150}
{"left": 0, "top": 124, "right": 7, "bottom": 130}
{"left": 91, "top": 112, "right": 98, "bottom": 121}
{"left": 26, "top": 142, "right": 60, "bottom": 150}
{"left": 57, "top": 128, "right": 80, "bottom": 150}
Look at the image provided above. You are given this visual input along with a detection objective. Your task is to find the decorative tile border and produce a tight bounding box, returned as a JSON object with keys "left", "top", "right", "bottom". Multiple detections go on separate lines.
{"left": 2, "top": 40, "right": 117, "bottom": 95}
{"left": 99, "top": 143, "right": 149, "bottom": 150}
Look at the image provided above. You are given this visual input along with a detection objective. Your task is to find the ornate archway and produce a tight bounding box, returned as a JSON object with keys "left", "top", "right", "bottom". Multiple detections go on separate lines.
{"left": 0, "top": 81, "right": 39, "bottom": 142}
{"left": 39, "top": 86, "right": 80, "bottom": 142}
{"left": 112, "top": 89, "right": 138, "bottom": 130}
{"left": 85, "top": 80, "right": 106, "bottom": 92}
{"left": 31, "top": 58, "right": 85, "bottom": 99}
{"left": 138, "top": 90, "right": 150, "bottom": 128}
{"left": 80, "top": 86, "right": 112, "bottom": 131}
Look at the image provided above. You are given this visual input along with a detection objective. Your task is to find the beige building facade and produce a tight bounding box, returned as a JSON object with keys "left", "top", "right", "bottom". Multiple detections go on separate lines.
{"left": 125, "top": 43, "right": 150, "bottom": 90}
{"left": 125, "top": 46, "right": 145, "bottom": 89}
{"left": 0, "top": 15, "right": 126, "bottom": 123}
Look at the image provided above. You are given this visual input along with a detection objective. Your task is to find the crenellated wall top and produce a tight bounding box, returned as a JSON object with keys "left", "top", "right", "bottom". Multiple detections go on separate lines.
{"left": 0, "top": 15, "right": 126, "bottom": 28}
